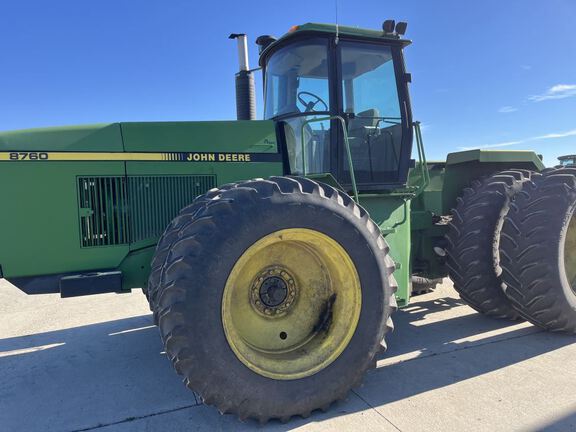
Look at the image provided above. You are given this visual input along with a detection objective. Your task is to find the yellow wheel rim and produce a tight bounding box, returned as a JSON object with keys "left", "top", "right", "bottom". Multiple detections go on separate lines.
{"left": 565, "top": 212, "right": 576, "bottom": 293}
{"left": 221, "top": 228, "right": 362, "bottom": 380}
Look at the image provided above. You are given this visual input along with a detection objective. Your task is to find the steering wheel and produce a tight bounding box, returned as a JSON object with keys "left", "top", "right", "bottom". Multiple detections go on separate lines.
{"left": 297, "top": 91, "right": 328, "bottom": 113}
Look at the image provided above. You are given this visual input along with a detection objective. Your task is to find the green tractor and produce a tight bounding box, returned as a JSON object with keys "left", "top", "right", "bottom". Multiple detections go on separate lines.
{"left": 559, "top": 154, "right": 576, "bottom": 167}
{"left": 1, "top": 20, "right": 575, "bottom": 422}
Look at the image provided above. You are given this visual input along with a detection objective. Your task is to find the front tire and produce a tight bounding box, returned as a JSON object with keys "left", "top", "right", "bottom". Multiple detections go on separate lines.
{"left": 153, "top": 176, "right": 397, "bottom": 421}
{"left": 145, "top": 183, "right": 238, "bottom": 320}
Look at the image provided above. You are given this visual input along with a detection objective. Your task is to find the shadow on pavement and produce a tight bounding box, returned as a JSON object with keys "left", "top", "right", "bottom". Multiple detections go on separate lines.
{"left": 382, "top": 295, "right": 534, "bottom": 360}
{"left": 354, "top": 294, "right": 575, "bottom": 428}
{"left": 0, "top": 295, "right": 573, "bottom": 431}
{"left": 0, "top": 314, "right": 200, "bottom": 432}
{"left": 537, "top": 410, "right": 576, "bottom": 432}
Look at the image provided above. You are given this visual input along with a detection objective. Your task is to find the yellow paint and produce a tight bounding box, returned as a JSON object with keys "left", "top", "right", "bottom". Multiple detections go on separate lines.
{"left": 0, "top": 151, "right": 163, "bottom": 161}
{"left": 186, "top": 153, "right": 216, "bottom": 162}
{"left": 221, "top": 228, "right": 362, "bottom": 380}
{"left": 0, "top": 151, "right": 258, "bottom": 162}
{"left": 565, "top": 213, "right": 576, "bottom": 290}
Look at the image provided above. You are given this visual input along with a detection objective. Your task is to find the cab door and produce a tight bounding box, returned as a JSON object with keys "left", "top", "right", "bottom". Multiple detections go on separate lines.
{"left": 335, "top": 40, "right": 413, "bottom": 191}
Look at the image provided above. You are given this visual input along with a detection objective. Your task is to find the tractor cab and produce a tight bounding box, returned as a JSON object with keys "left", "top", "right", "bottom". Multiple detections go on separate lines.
{"left": 258, "top": 22, "right": 414, "bottom": 191}
{"left": 558, "top": 155, "right": 576, "bottom": 167}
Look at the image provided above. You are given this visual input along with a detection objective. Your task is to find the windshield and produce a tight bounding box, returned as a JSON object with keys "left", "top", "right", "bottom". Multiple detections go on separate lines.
{"left": 264, "top": 39, "right": 330, "bottom": 119}
{"left": 264, "top": 39, "right": 332, "bottom": 175}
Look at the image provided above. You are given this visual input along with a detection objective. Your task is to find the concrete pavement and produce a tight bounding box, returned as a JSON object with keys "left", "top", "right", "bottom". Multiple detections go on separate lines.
{"left": 0, "top": 279, "right": 574, "bottom": 432}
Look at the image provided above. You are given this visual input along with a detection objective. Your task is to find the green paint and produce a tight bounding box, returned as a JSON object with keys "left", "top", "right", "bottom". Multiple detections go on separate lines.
{"left": 0, "top": 162, "right": 129, "bottom": 277}
{"left": 409, "top": 149, "right": 544, "bottom": 281}
{"left": 0, "top": 121, "right": 283, "bottom": 285}
{"left": 0, "top": 123, "right": 124, "bottom": 152}
{"left": 360, "top": 195, "right": 412, "bottom": 306}
{"left": 0, "top": 21, "right": 546, "bottom": 308}
{"left": 441, "top": 150, "right": 543, "bottom": 215}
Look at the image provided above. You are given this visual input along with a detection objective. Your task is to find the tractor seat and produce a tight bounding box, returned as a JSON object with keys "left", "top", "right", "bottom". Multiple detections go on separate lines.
{"left": 347, "top": 109, "right": 381, "bottom": 173}
{"left": 348, "top": 109, "right": 381, "bottom": 135}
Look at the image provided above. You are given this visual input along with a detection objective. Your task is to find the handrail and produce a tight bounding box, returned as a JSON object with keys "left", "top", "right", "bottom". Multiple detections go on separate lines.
{"left": 413, "top": 121, "right": 430, "bottom": 197}
{"left": 300, "top": 116, "right": 359, "bottom": 203}
{"left": 298, "top": 118, "right": 428, "bottom": 202}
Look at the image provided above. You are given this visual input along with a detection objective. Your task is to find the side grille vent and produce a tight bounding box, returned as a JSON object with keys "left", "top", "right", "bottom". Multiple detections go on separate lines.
{"left": 78, "top": 177, "right": 129, "bottom": 247}
{"left": 78, "top": 175, "right": 216, "bottom": 247}
{"left": 127, "top": 176, "right": 216, "bottom": 243}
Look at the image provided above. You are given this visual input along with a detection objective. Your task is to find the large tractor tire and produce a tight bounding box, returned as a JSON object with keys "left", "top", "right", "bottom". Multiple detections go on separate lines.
{"left": 500, "top": 168, "right": 576, "bottom": 333}
{"left": 446, "top": 170, "right": 534, "bottom": 319}
{"left": 152, "top": 176, "right": 397, "bottom": 422}
{"left": 145, "top": 183, "right": 237, "bottom": 320}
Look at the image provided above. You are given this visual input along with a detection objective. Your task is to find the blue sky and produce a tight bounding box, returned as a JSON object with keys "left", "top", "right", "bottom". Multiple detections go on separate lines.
{"left": 1, "top": 0, "right": 574, "bottom": 166}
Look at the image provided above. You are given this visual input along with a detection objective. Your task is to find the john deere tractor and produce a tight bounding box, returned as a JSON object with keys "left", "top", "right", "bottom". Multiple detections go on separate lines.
{"left": 559, "top": 154, "right": 576, "bottom": 167}
{"left": 1, "top": 21, "right": 574, "bottom": 422}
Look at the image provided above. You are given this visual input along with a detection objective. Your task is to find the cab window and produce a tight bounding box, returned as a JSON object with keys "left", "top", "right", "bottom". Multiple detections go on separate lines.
{"left": 264, "top": 39, "right": 332, "bottom": 175}
{"left": 340, "top": 42, "right": 404, "bottom": 184}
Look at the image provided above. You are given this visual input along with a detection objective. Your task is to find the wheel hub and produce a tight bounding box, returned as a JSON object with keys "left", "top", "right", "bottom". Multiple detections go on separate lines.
{"left": 251, "top": 267, "right": 297, "bottom": 316}
{"left": 259, "top": 276, "right": 288, "bottom": 307}
{"left": 222, "top": 229, "right": 362, "bottom": 380}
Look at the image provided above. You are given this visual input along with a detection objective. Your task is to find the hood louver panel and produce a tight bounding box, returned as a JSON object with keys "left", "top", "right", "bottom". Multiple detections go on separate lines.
{"left": 77, "top": 175, "right": 216, "bottom": 247}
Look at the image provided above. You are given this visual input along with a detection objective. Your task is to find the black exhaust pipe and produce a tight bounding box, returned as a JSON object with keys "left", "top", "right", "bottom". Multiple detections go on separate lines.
{"left": 229, "top": 33, "right": 256, "bottom": 121}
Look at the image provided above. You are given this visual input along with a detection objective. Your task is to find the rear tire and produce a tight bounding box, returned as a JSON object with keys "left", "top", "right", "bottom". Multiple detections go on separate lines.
{"left": 500, "top": 168, "right": 576, "bottom": 333}
{"left": 446, "top": 170, "right": 534, "bottom": 319}
{"left": 153, "top": 176, "right": 398, "bottom": 421}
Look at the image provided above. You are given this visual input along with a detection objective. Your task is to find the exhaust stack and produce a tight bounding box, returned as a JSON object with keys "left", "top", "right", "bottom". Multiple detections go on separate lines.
{"left": 229, "top": 33, "right": 256, "bottom": 121}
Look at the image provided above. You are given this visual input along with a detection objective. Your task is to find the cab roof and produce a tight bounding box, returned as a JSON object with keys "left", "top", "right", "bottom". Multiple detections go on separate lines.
{"left": 259, "top": 22, "right": 411, "bottom": 65}
{"left": 290, "top": 22, "right": 410, "bottom": 41}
